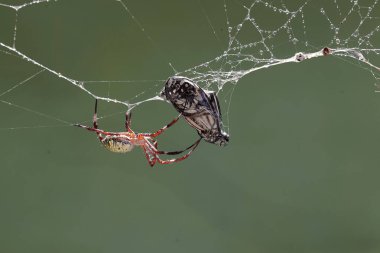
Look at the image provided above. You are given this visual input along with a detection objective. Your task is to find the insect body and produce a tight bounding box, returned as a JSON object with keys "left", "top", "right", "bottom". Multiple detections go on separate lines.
{"left": 161, "top": 76, "right": 229, "bottom": 146}
{"left": 74, "top": 100, "right": 201, "bottom": 166}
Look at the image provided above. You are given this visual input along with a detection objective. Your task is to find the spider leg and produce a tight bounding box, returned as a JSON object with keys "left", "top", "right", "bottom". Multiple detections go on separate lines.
{"left": 93, "top": 99, "right": 99, "bottom": 129}
{"left": 73, "top": 124, "right": 119, "bottom": 138}
{"left": 139, "top": 114, "right": 181, "bottom": 138}
{"left": 125, "top": 111, "right": 132, "bottom": 132}
{"left": 92, "top": 99, "right": 104, "bottom": 141}
{"left": 155, "top": 137, "right": 202, "bottom": 155}
{"left": 142, "top": 145, "right": 157, "bottom": 167}
{"left": 141, "top": 137, "right": 201, "bottom": 166}
{"left": 155, "top": 138, "right": 201, "bottom": 165}
{"left": 73, "top": 99, "right": 108, "bottom": 141}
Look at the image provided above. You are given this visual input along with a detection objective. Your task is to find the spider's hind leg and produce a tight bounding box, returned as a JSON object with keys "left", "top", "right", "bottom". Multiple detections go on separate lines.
{"left": 125, "top": 111, "right": 132, "bottom": 132}
{"left": 91, "top": 99, "right": 103, "bottom": 142}
{"left": 93, "top": 99, "right": 99, "bottom": 129}
{"left": 73, "top": 124, "right": 108, "bottom": 142}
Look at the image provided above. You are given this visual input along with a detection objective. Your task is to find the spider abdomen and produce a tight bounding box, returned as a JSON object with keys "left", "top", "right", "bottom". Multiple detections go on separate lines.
{"left": 101, "top": 136, "right": 134, "bottom": 153}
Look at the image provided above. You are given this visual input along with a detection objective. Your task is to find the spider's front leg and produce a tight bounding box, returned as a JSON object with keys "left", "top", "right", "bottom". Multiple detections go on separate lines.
{"left": 155, "top": 138, "right": 202, "bottom": 165}
{"left": 155, "top": 137, "right": 202, "bottom": 155}
{"left": 142, "top": 143, "right": 158, "bottom": 167}
{"left": 139, "top": 115, "right": 181, "bottom": 138}
{"left": 141, "top": 137, "right": 202, "bottom": 166}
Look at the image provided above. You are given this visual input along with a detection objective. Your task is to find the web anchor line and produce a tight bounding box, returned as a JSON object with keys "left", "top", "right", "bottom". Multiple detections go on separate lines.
{"left": 178, "top": 47, "right": 380, "bottom": 85}
{"left": 1, "top": 41, "right": 379, "bottom": 112}
{"left": 0, "top": 42, "right": 133, "bottom": 107}
{"left": 0, "top": 0, "right": 379, "bottom": 117}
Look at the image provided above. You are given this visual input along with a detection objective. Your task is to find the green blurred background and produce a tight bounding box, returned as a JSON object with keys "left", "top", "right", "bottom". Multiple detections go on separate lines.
{"left": 1, "top": 0, "right": 380, "bottom": 252}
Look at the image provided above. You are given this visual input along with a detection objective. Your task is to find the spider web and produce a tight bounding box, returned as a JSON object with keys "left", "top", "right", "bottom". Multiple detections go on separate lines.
{"left": 0, "top": 0, "right": 379, "bottom": 132}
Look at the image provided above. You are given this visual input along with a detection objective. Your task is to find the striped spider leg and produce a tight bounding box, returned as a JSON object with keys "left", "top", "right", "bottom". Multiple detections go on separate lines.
{"left": 74, "top": 100, "right": 201, "bottom": 166}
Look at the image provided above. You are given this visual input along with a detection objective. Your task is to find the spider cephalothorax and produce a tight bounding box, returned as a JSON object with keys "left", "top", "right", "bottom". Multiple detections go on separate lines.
{"left": 161, "top": 76, "right": 229, "bottom": 146}
{"left": 74, "top": 99, "right": 201, "bottom": 166}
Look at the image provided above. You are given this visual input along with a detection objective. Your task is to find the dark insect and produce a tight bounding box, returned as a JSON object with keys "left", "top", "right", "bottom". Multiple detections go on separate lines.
{"left": 160, "top": 76, "right": 229, "bottom": 146}
{"left": 74, "top": 99, "right": 201, "bottom": 166}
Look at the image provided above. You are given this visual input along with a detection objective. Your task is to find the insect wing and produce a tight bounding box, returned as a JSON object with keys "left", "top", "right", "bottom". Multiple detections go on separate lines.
{"left": 184, "top": 109, "right": 218, "bottom": 135}
{"left": 174, "top": 81, "right": 220, "bottom": 134}
{"left": 163, "top": 76, "right": 228, "bottom": 144}
{"left": 206, "top": 91, "right": 223, "bottom": 124}
{"left": 163, "top": 77, "right": 207, "bottom": 115}
{"left": 179, "top": 86, "right": 210, "bottom": 116}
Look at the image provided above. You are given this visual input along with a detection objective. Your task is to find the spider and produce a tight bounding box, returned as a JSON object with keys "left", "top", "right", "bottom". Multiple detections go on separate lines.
{"left": 160, "top": 76, "right": 229, "bottom": 146}
{"left": 74, "top": 99, "right": 202, "bottom": 167}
